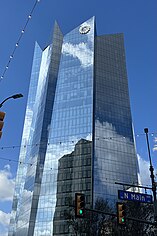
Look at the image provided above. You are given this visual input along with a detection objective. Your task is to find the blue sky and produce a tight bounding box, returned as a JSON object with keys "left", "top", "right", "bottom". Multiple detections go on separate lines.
{"left": 0, "top": 0, "right": 156, "bottom": 235}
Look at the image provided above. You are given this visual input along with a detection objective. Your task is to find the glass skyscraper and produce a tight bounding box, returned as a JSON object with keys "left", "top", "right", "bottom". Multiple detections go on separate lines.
{"left": 8, "top": 17, "right": 139, "bottom": 235}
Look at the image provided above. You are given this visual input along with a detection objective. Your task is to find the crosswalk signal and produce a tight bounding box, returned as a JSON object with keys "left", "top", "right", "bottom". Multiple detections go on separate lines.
{"left": 75, "top": 193, "right": 85, "bottom": 218}
{"left": 0, "top": 111, "right": 5, "bottom": 139}
{"left": 117, "top": 202, "right": 126, "bottom": 225}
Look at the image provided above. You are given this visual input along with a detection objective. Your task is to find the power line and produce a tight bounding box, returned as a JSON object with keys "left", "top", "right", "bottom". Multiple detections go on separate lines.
{"left": 0, "top": 155, "right": 53, "bottom": 170}
{"left": 0, "top": 155, "right": 154, "bottom": 189}
{"left": 0, "top": 149, "right": 93, "bottom": 171}
{"left": 0, "top": 0, "right": 41, "bottom": 82}
{"left": 0, "top": 132, "right": 156, "bottom": 150}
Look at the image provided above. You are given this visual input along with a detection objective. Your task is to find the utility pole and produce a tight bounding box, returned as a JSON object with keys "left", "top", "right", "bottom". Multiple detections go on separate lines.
{"left": 144, "top": 128, "right": 157, "bottom": 223}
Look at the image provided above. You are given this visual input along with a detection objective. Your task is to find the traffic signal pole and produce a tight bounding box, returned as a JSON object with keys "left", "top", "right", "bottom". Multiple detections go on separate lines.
{"left": 84, "top": 207, "right": 156, "bottom": 226}
{"left": 73, "top": 199, "right": 156, "bottom": 226}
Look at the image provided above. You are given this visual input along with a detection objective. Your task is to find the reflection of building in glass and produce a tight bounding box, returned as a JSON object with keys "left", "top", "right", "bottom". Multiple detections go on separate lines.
{"left": 53, "top": 139, "right": 92, "bottom": 234}
{"left": 9, "top": 17, "right": 139, "bottom": 235}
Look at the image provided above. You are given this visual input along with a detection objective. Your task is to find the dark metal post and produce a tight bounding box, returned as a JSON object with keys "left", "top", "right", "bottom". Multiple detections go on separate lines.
{"left": 144, "top": 128, "right": 156, "bottom": 201}
{"left": 0, "top": 93, "right": 23, "bottom": 108}
{"left": 144, "top": 128, "right": 157, "bottom": 223}
{"left": 0, "top": 93, "right": 23, "bottom": 139}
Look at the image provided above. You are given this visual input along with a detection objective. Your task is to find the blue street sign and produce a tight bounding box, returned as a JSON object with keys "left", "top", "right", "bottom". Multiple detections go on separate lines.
{"left": 118, "top": 190, "right": 153, "bottom": 203}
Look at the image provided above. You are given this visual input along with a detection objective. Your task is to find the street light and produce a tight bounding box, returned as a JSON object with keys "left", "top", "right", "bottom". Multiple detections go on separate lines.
{"left": 0, "top": 93, "right": 23, "bottom": 108}
{"left": 144, "top": 128, "right": 157, "bottom": 222}
{"left": 0, "top": 93, "right": 23, "bottom": 139}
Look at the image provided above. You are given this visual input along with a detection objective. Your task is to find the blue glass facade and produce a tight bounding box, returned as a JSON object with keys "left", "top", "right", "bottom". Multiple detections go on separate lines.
{"left": 8, "top": 42, "right": 43, "bottom": 236}
{"left": 93, "top": 34, "right": 139, "bottom": 203}
{"left": 9, "top": 17, "right": 139, "bottom": 235}
{"left": 33, "top": 16, "right": 95, "bottom": 236}
{"left": 8, "top": 22, "right": 63, "bottom": 236}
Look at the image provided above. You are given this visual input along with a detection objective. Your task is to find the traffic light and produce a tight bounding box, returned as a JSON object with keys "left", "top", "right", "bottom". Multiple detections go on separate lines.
{"left": 75, "top": 193, "right": 85, "bottom": 218}
{"left": 0, "top": 111, "right": 5, "bottom": 139}
{"left": 117, "top": 202, "right": 126, "bottom": 225}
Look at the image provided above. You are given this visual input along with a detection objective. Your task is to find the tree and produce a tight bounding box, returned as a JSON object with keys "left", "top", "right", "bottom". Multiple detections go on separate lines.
{"left": 123, "top": 201, "right": 155, "bottom": 236}
{"left": 64, "top": 197, "right": 115, "bottom": 235}
{"left": 64, "top": 197, "right": 156, "bottom": 236}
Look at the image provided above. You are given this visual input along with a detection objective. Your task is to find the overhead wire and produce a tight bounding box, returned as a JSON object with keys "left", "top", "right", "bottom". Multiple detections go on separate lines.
{"left": 0, "top": 148, "right": 93, "bottom": 171}
{"left": 0, "top": 155, "right": 153, "bottom": 189}
{"left": 0, "top": 0, "right": 41, "bottom": 82}
{"left": 0, "top": 132, "right": 156, "bottom": 151}
{"left": 0, "top": 132, "right": 156, "bottom": 169}
{"left": 0, "top": 132, "right": 155, "bottom": 189}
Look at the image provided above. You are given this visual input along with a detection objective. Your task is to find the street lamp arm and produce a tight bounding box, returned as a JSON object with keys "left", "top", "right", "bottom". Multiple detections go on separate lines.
{"left": 0, "top": 96, "right": 13, "bottom": 108}
{"left": 0, "top": 93, "right": 23, "bottom": 108}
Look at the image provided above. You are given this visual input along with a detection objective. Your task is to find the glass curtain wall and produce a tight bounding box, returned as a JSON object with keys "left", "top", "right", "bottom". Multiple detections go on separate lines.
{"left": 93, "top": 34, "right": 139, "bottom": 203}
{"left": 8, "top": 42, "right": 42, "bottom": 236}
{"left": 33, "top": 17, "right": 95, "bottom": 236}
{"left": 9, "top": 17, "right": 139, "bottom": 236}
{"left": 9, "top": 22, "right": 63, "bottom": 236}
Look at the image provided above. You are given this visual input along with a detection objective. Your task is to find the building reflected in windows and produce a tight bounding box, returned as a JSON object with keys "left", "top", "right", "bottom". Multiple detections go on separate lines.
{"left": 53, "top": 139, "right": 92, "bottom": 234}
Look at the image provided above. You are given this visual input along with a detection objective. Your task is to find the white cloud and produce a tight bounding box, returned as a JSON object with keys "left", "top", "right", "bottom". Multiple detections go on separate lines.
{"left": 0, "top": 232, "right": 8, "bottom": 236}
{"left": 0, "top": 211, "right": 10, "bottom": 226}
{"left": 0, "top": 165, "right": 15, "bottom": 202}
{"left": 0, "top": 166, "right": 15, "bottom": 235}
{"left": 137, "top": 154, "right": 152, "bottom": 186}
{"left": 4, "top": 164, "right": 10, "bottom": 171}
{"left": 0, "top": 210, "right": 11, "bottom": 236}
{"left": 62, "top": 42, "right": 93, "bottom": 67}
{"left": 153, "top": 137, "right": 157, "bottom": 151}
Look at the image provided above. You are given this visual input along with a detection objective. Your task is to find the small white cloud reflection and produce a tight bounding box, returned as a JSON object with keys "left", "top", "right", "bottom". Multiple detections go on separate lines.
{"left": 16, "top": 189, "right": 33, "bottom": 231}
{"left": 34, "top": 222, "right": 52, "bottom": 236}
{"left": 62, "top": 42, "right": 93, "bottom": 67}
{"left": 24, "top": 107, "right": 34, "bottom": 138}
{"left": 35, "top": 229, "right": 51, "bottom": 236}
{"left": 94, "top": 120, "right": 139, "bottom": 199}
